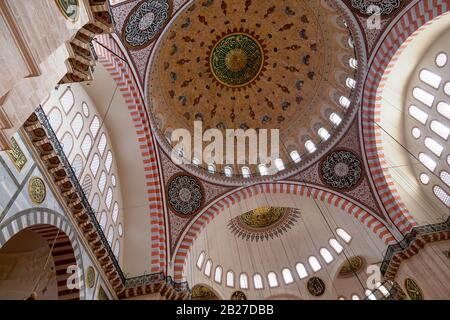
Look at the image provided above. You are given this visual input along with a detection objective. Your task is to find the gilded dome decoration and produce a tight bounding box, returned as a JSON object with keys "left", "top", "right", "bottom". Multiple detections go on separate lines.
{"left": 231, "top": 291, "right": 247, "bottom": 300}
{"left": 228, "top": 207, "right": 300, "bottom": 241}
{"left": 404, "top": 278, "right": 423, "bottom": 300}
{"left": 208, "top": 31, "right": 267, "bottom": 89}
{"left": 28, "top": 177, "right": 46, "bottom": 205}
{"left": 351, "top": 0, "right": 402, "bottom": 15}
{"left": 147, "top": 0, "right": 360, "bottom": 183}
{"left": 167, "top": 174, "right": 204, "bottom": 216}
{"left": 191, "top": 285, "right": 219, "bottom": 300}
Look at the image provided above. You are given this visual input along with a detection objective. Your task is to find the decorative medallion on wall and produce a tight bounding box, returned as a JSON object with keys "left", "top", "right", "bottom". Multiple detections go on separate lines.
{"left": 191, "top": 285, "right": 219, "bottom": 300}
{"left": 207, "top": 31, "right": 268, "bottom": 90}
{"left": 28, "top": 177, "right": 46, "bottom": 205}
{"left": 123, "top": 0, "right": 172, "bottom": 49}
{"left": 167, "top": 174, "right": 204, "bottom": 216}
{"left": 404, "top": 278, "right": 423, "bottom": 300}
{"left": 337, "top": 256, "right": 366, "bottom": 278}
{"left": 307, "top": 277, "right": 326, "bottom": 297}
{"left": 228, "top": 207, "right": 300, "bottom": 242}
{"left": 55, "top": 0, "right": 79, "bottom": 22}
{"left": 320, "top": 150, "right": 362, "bottom": 190}
{"left": 231, "top": 291, "right": 247, "bottom": 300}
{"left": 86, "top": 266, "right": 96, "bottom": 289}
{"left": 6, "top": 137, "right": 27, "bottom": 171}
{"left": 351, "top": 0, "right": 402, "bottom": 15}
{"left": 97, "top": 286, "right": 109, "bottom": 300}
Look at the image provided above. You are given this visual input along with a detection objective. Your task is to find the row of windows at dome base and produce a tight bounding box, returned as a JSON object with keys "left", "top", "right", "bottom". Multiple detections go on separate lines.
{"left": 189, "top": 112, "right": 345, "bottom": 178}
{"left": 339, "top": 283, "right": 391, "bottom": 301}
{"left": 196, "top": 228, "right": 351, "bottom": 290}
{"left": 407, "top": 51, "right": 450, "bottom": 207}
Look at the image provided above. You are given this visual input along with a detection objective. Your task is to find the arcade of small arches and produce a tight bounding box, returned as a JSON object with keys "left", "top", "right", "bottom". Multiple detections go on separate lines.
{"left": 0, "top": 0, "right": 450, "bottom": 301}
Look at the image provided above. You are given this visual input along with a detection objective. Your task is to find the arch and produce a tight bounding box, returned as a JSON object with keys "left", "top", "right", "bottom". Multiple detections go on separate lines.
{"left": 360, "top": 0, "right": 449, "bottom": 235}
{"left": 173, "top": 182, "right": 395, "bottom": 281}
{"left": 0, "top": 208, "right": 85, "bottom": 300}
{"left": 93, "top": 35, "right": 165, "bottom": 274}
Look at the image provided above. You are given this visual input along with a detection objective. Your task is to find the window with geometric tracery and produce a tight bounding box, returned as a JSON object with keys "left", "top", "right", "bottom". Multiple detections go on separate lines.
{"left": 408, "top": 51, "right": 450, "bottom": 207}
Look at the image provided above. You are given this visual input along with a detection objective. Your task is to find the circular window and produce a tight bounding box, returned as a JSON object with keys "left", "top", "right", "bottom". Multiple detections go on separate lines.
{"left": 436, "top": 52, "right": 448, "bottom": 67}
{"left": 412, "top": 127, "right": 421, "bottom": 139}
{"left": 420, "top": 173, "right": 430, "bottom": 185}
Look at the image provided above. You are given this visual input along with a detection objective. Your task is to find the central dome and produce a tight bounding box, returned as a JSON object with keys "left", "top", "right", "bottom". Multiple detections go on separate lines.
{"left": 147, "top": 0, "right": 358, "bottom": 182}
{"left": 209, "top": 32, "right": 266, "bottom": 88}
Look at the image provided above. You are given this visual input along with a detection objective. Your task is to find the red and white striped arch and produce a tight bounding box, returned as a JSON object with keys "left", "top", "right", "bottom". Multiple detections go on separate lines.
{"left": 172, "top": 182, "right": 396, "bottom": 281}
{"left": 361, "top": 0, "right": 449, "bottom": 236}
{"left": 93, "top": 35, "right": 166, "bottom": 274}
{"left": 0, "top": 208, "right": 85, "bottom": 300}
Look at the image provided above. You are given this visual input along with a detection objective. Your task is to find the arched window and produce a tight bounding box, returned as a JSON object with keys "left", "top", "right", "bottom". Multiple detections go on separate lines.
{"left": 267, "top": 272, "right": 279, "bottom": 288}
{"left": 320, "top": 248, "right": 334, "bottom": 264}
{"left": 204, "top": 259, "right": 212, "bottom": 277}
{"left": 207, "top": 164, "right": 215, "bottom": 173}
{"left": 445, "top": 82, "right": 450, "bottom": 96}
{"left": 253, "top": 273, "right": 263, "bottom": 289}
{"left": 352, "top": 294, "right": 360, "bottom": 300}
{"left": 241, "top": 166, "right": 251, "bottom": 178}
{"left": 99, "top": 211, "right": 107, "bottom": 231}
{"left": 224, "top": 166, "right": 233, "bottom": 177}
{"left": 192, "top": 158, "right": 200, "bottom": 166}
{"left": 90, "top": 116, "right": 101, "bottom": 138}
{"left": 430, "top": 120, "right": 450, "bottom": 140}
{"left": 346, "top": 78, "right": 356, "bottom": 89}
{"left": 61, "top": 132, "right": 74, "bottom": 157}
{"left": 113, "top": 239, "right": 120, "bottom": 259}
{"left": 424, "top": 137, "right": 443, "bottom": 156}
{"left": 274, "top": 158, "right": 285, "bottom": 171}
{"left": 90, "top": 154, "right": 100, "bottom": 177}
{"left": 226, "top": 271, "right": 235, "bottom": 288}
{"left": 258, "top": 164, "right": 269, "bottom": 176}
{"left": 305, "top": 140, "right": 316, "bottom": 154}
{"left": 308, "top": 256, "right": 322, "bottom": 272}
{"left": 91, "top": 193, "right": 100, "bottom": 214}
{"left": 330, "top": 112, "right": 342, "bottom": 126}
{"left": 82, "top": 102, "right": 90, "bottom": 117}
{"left": 413, "top": 87, "right": 435, "bottom": 107}
{"left": 71, "top": 155, "right": 83, "bottom": 178}
{"left": 240, "top": 273, "right": 249, "bottom": 289}
{"left": 105, "top": 187, "right": 113, "bottom": 209}
{"left": 118, "top": 223, "right": 123, "bottom": 237}
{"left": 282, "top": 268, "right": 294, "bottom": 285}
{"left": 71, "top": 113, "right": 84, "bottom": 138}
{"left": 98, "top": 171, "right": 107, "bottom": 193}
{"left": 318, "top": 128, "right": 331, "bottom": 141}
{"left": 437, "top": 102, "right": 450, "bottom": 119}
{"left": 214, "top": 266, "right": 223, "bottom": 284}
{"left": 81, "top": 175, "right": 92, "bottom": 197}
{"left": 98, "top": 133, "right": 107, "bottom": 156}
{"left": 107, "top": 225, "right": 114, "bottom": 245}
{"left": 339, "top": 96, "right": 351, "bottom": 108}
{"left": 419, "top": 69, "right": 442, "bottom": 89}
{"left": 376, "top": 282, "right": 390, "bottom": 297}
{"left": 329, "top": 238, "right": 344, "bottom": 254}
{"left": 295, "top": 263, "right": 308, "bottom": 279}
{"left": 196, "top": 252, "right": 205, "bottom": 269}
{"left": 434, "top": 186, "right": 450, "bottom": 207}
{"left": 48, "top": 108, "right": 62, "bottom": 132}
{"left": 112, "top": 202, "right": 119, "bottom": 224}
{"left": 419, "top": 153, "right": 437, "bottom": 172}
{"left": 336, "top": 228, "right": 352, "bottom": 243}
{"left": 349, "top": 58, "right": 357, "bottom": 69}
{"left": 409, "top": 105, "right": 429, "bottom": 124}
{"left": 290, "top": 150, "right": 301, "bottom": 163}
{"left": 60, "top": 88, "right": 74, "bottom": 114}
{"left": 105, "top": 150, "right": 113, "bottom": 172}
{"left": 81, "top": 134, "right": 92, "bottom": 158}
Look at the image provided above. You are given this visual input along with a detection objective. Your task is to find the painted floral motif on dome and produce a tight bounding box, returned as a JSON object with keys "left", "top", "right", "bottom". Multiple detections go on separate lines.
{"left": 191, "top": 285, "right": 219, "bottom": 300}
{"left": 228, "top": 207, "right": 300, "bottom": 242}
{"left": 167, "top": 174, "right": 204, "bottom": 216}
{"left": 208, "top": 32, "right": 267, "bottom": 89}
{"left": 231, "top": 291, "right": 247, "bottom": 300}
{"left": 123, "top": 0, "right": 172, "bottom": 49}
{"left": 320, "top": 150, "right": 362, "bottom": 190}
{"left": 351, "top": 0, "right": 402, "bottom": 15}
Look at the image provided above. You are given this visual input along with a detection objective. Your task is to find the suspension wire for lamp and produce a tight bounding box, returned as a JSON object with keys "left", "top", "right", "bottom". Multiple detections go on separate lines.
{"left": 26, "top": 227, "right": 61, "bottom": 300}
